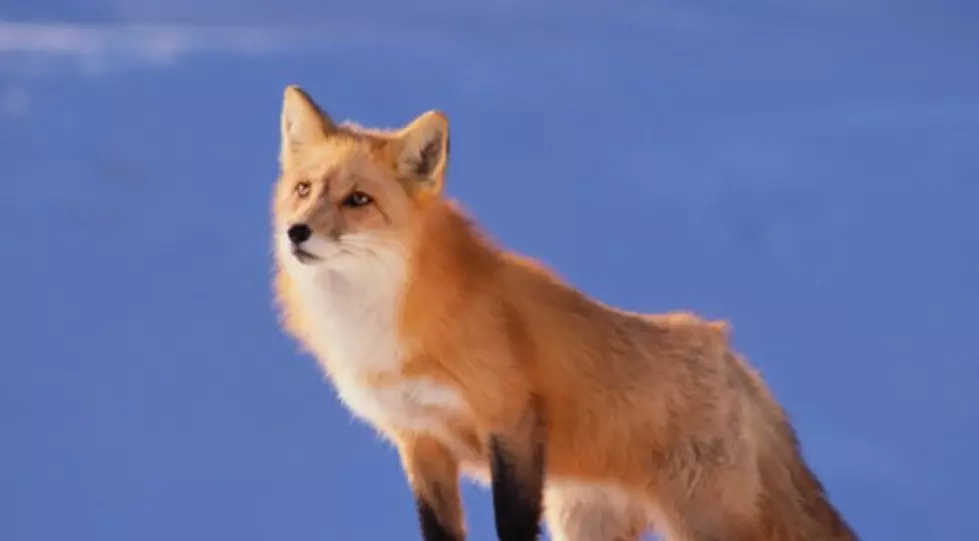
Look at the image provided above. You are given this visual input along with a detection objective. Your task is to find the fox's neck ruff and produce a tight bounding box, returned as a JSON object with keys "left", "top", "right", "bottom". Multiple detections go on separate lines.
{"left": 284, "top": 239, "right": 412, "bottom": 381}
{"left": 281, "top": 201, "right": 498, "bottom": 379}
{"left": 278, "top": 211, "right": 477, "bottom": 436}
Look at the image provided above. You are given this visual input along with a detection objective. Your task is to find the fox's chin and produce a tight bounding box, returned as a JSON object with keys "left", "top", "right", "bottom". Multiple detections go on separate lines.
{"left": 291, "top": 247, "right": 322, "bottom": 265}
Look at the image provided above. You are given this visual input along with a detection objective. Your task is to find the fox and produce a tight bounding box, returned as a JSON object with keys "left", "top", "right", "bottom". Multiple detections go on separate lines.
{"left": 271, "top": 85, "right": 859, "bottom": 541}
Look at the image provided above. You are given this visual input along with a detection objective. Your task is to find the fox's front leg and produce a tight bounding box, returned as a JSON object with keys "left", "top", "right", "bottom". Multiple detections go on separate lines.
{"left": 488, "top": 403, "right": 546, "bottom": 541}
{"left": 397, "top": 434, "right": 466, "bottom": 541}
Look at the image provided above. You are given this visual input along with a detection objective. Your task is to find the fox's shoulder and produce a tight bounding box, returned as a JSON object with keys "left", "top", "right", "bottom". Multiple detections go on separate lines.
{"left": 643, "top": 311, "right": 731, "bottom": 336}
{"left": 499, "top": 251, "right": 568, "bottom": 287}
{"left": 636, "top": 310, "right": 733, "bottom": 357}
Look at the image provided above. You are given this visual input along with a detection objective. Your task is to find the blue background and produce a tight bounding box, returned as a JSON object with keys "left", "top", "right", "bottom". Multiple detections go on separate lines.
{"left": 2, "top": 2, "right": 978, "bottom": 539}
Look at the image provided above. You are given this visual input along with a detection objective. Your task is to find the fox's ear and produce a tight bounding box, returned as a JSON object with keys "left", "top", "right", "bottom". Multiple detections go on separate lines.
{"left": 393, "top": 110, "right": 450, "bottom": 196}
{"left": 280, "top": 85, "right": 335, "bottom": 165}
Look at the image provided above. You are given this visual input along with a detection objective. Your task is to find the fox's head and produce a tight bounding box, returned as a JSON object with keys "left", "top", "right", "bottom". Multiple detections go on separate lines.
{"left": 272, "top": 86, "right": 449, "bottom": 277}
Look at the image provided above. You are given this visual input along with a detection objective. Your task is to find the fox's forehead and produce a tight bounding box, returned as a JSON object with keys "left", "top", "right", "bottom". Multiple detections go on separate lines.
{"left": 288, "top": 136, "right": 392, "bottom": 185}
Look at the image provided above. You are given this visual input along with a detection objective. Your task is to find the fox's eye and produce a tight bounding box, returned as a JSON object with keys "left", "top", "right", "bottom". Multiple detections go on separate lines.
{"left": 295, "top": 181, "right": 312, "bottom": 198}
{"left": 342, "top": 191, "right": 373, "bottom": 208}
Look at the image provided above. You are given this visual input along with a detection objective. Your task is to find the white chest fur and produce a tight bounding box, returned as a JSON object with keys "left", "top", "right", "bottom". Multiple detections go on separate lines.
{"left": 283, "top": 243, "right": 467, "bottom": 435}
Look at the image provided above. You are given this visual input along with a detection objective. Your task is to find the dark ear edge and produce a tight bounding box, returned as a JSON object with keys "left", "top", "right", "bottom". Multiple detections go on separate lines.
{"left": 395, "top": 110, "right": 450, "bottom": 194}
{"left": 412, "top": 132, "right": 450, "bottom": 177}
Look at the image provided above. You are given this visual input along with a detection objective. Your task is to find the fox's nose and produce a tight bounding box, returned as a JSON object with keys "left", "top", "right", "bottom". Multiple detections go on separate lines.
{"left": 287, "top": 223, "right": 312, "bottom": 244}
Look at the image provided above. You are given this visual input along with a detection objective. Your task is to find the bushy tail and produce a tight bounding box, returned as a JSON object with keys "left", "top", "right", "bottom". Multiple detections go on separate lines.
{"left": 732, "top": 352, "right": 859, "bottom": 541}
{"left": 755, "top": 412, "right": 859, "bottom": 541}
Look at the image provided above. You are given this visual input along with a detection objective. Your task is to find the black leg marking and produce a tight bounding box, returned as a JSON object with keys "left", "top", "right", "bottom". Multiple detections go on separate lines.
{"left": 415, "top": 495, "right": 462, "bottom": 541}
{"left": 489, "top": 437, "right": 544, "bottom": 541}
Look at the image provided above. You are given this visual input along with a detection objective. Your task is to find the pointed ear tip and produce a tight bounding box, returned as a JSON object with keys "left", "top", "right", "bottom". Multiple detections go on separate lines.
{"left": 282, "top": 85, "right": 308, "bottom": 106}
{"left": 414, "top": 110, "right": 449, "bottom": 133}
{"left": 425, "top": 109, "right": 448, "bottom": 123}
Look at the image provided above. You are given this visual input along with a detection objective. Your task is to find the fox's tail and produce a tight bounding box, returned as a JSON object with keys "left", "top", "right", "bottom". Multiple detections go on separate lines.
{"left": 754, "top": 412, "right": 859, "bottom": 541}
{"left": 732, "top": 351, "right": 859, "bottom": 541}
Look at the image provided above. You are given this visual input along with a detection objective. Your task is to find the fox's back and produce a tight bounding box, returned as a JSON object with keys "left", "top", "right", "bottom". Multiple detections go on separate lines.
{"left": 499, "top": 254, "right": 734, "bottom": 393}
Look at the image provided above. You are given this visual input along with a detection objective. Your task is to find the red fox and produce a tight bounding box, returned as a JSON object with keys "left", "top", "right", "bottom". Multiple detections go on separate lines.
{"left": 271, "top": 85, "right": 858, "bottom": 541}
